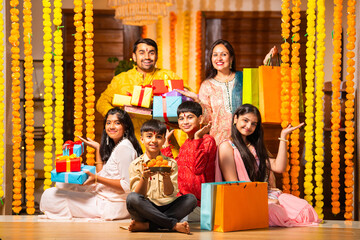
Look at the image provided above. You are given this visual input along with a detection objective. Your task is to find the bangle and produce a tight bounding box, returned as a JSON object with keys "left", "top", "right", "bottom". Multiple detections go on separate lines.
{"left": 95, "top": 174, "right": 98, "bottom": 184}
{"left": 278, "top": 137, "right": 288, "bottom": 142}
{"left": 95, "top": 161, "right": 103, "bottom": 165}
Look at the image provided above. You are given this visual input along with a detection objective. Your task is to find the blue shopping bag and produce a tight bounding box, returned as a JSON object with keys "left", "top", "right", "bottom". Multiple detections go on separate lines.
{"left": 200, "top": 181, "right": 246, "bottom": 230}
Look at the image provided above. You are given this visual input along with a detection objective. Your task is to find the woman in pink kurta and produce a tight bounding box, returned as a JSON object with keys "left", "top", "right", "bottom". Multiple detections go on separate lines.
{"left": 216, "top": 104, "right": 321, "bottom": 227}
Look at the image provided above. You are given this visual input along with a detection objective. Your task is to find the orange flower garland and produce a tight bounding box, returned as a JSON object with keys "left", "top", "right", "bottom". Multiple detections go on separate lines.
{"left": 330, "top": 0, "right": 343, "bottom": 215}
{"left": 343, "top": 0, "right": 356, "bottom": 221}
{"left": 42, "top": 0, "right": 54, "bottom": 190}
{"left": 84, "top": 0, "right": 96, "bottom": 165}
{"left": 141, "top": 25, "right": 147, "bottom": 38}
{"left": 195, "top": 11, "right": 203, "bottom": 92}
{"left": 289, "top": 0, "right": 301, "bottom": 197}
{"left": 280, "top": 0, "right": 291, "bottom": 194}
{"left": 73, "top": 0, "right": 84, "bottom": 141}
{"left": 303, "top": 0, "right": 316, "bottom": 204}
{"left": 0, "top": 0, "right": 5, "bottom": 201}
{"left": 169, "top": 12, "right": 177, "bottom": 73}
{"left": 9, "top": 0, "right": 22, "bottom": 214}
{"left": 53, "top": 0, "right": 64, "bottom": 157}
{"left": 314, "top": 0, "right": 326, "bottom": 220}
{"left": 23, "top": 0, "right": 35, "bottom": 215}
{"left": 182, "top": 11, "right": 190, "bottom": 86}
{"left": 156, "top": 17, "right": 163, "bottom": 68}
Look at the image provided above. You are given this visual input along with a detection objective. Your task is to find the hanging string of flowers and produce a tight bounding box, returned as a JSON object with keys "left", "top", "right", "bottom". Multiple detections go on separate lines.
{"left": 53, "top": 0, "right": 64, "bottom": 157}
{"left": 0, "top": 0, "right": 5, "bottom": 202}
{"left": 84, "top": 0, "right": 96, "bottom": 165}
{"left": 141, "top": 25, "right": 147, "bottom": 38}
{"left": 330, "top": 0, "right": 343, "bottom": 215}
{"left": 314, "top": 0, "right": 326, "bottom": 221}
{"left": 9, "top": 0, "right": 22, "bottom": 214}
{"left": 42, "top": 0, "right": 54, "bottom": 190}
{"left": 303, "top": 0, "right": 316, "bottom": 205}
{"left": 195, "top": 11, "right": 202, "bottom": 92}
{"left": 23, "top": 0, "right": 35, "bottom": 215}
{"left": 169, "top": 12, "right": 177, "bottom": 73}
{"left": 182, "top": 11, "right": 190, "bottom": 86}
{"left": 73, "top": 0, "right": 84, "bottom": 141}
{"left": 289, "top": 0, "right": 301, "bottom": 198}
{"left": 343, "top": 0, "right": 356, "bottom": 221}
{"left": 280, "top": 0, "right": 291, "bottom": 194}
{"left": 156, "top": 17, "right": 163, "bottom": 68}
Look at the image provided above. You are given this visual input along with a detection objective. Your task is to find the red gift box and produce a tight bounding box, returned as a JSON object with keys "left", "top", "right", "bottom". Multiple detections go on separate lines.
{"left": 153, "top": 79, "right": 184, "bottom": 95}
{"left": 56, "top": 154, "right": 82, "bottom": 173}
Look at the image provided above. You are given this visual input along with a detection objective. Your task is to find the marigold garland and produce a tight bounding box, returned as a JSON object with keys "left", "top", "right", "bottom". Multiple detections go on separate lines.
{"left": 303, "top": 0, "right": 316, "bottom": 205}
{"left": 9, "top": 0, "right": 22, "bottom": 214}
{"left": 314, "top": 0, "right": 326, "bottom": 220}
{"left": 182, "top": 11, "right": 190, "bottom": 86}
{"left": 84, "top": 0, "right": 96, "bottom": 165}
{"left": 343, "top": 0, "right": 356, "bottom": 221}
{"left": 195, "top": 11, "right": 203, "bottom": 93}
{"left": 169, "top": 12, "right": 177, "bottom": 73}
{"left": 156, "top": 17, "right": 163, "bottom": 68}
{"left": 0, "top": 0, "right": 5, "bottom": 201}
{"left": 330, "top": 0, "right": 343, "bottom": 215}
{"left": 289, "top": 0, "right": 301, "bottom": 197}
{"left": 53, "top": 0, "right": 64, "bottom": 158}
{"left": 42, "top": 0, "right": 54, "bottom": 190}
{"left": 23, "top": 0, "right": 35, "bottom": 215}
{"left": 280, "top": 0, "right": 291, "bottom": 194}
{"left": 73, "top": 0, "right": 84, "bottom": 141}
{"left": 141, "top": 25, "right": 147, "bottom": 38}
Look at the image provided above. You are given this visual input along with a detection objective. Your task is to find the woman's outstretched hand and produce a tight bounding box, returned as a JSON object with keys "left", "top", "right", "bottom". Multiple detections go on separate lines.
{"left": 263, "top": 46, "right": 278, "bottom": 65}
{"left": 77, "top": 136, "right": 100, "bottom": 151}
{"left": 175, "top": 89, "right": 200, "bottom": 102}
{"left": 280, "top": 122, "right": 304, "bottom": 138}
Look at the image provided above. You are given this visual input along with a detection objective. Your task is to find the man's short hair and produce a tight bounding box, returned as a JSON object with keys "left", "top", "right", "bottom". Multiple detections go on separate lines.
{"left": 140, "top": 119, "right": 167, "bottom": 136}
{"left": 133, "top": 38, "right": 158, "bottom": 54}
{"left": 177, "top": 101, "right": 202, "bottom": 117}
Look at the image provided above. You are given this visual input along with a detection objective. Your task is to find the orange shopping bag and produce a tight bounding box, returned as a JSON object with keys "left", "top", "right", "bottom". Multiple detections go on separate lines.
{"left": 213, "top": 182, "right": 268, "bottom": 232}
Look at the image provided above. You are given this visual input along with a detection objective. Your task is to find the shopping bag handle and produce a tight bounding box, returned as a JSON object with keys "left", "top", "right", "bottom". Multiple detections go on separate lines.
{"left": 265, "top": 53, "right": 282, "bottom": 67}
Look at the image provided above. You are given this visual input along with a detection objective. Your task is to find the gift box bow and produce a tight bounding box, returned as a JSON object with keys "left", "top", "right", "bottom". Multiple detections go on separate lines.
{"left": 63, "top": 140, "right": 84, "bottom": 155}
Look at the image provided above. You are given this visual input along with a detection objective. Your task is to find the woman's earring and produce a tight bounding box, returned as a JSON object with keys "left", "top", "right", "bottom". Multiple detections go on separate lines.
{"left": 230, "top": 62, "right": 233, "bottom": 69}
{"left": 233, "top": 121, "right": 236, "bottom": 125}
{"left": 106, "top": 135, "right": 109, "bottom": 145}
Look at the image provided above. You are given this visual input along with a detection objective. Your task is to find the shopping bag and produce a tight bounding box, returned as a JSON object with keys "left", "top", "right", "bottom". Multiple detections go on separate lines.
{"left": 200, "top": 181, "right": 246, "bottom": 230}
{"left": 242, "top": 68, "right": 259, "bottom": 108}
{"left": 213, "top": 182, "right": 268, "bottom": 232}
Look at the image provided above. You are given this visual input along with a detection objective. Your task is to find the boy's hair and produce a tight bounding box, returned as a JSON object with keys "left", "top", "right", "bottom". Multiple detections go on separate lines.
{"left": 140, "top": 119, "right": 167, "bottom": 136}
{"left": 177, "top": 101, "right": 202, "bottom": 117}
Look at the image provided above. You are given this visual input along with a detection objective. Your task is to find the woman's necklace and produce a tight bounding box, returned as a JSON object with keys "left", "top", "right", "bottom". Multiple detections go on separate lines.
{"left": 216, "top": 72, "right": 233, "bottom": 112}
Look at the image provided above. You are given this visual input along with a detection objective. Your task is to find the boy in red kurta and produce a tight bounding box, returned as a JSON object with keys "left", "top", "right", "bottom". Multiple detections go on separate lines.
{"left": 161, "top": 101, "right": 217, "bottom": 208}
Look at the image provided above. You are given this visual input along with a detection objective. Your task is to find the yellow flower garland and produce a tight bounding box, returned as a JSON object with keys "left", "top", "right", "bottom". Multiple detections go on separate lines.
{"left": 0, "top": 0, "right": 5, "bottom": 201}
{"left": 343, "top": 0, "right": 356, "bottom": 221}
{"left": 53, "top": 0, "right": 64, "bottom": 157}
{"left": 156, "top": 17, "right": 163, "bottom": 68}
{"left": 195, "top": 11, "right": 202, "bottom": 93}
{"left": 73, "top": 0, "right": 84, "bottom": 141}
{"left": 23, "top": 0, "right": 35, "bottom": 215}
{"left": 84, "top": 0, "right": 95, "bottom": 165}
{"left": 303, "top": 0, "right": 316, "bottom": 204}
{"left": 9, "top": 0, "right": 22, "bottom": 214}
{"left": 182, "top": 11, "right": 190, "bottom": 86}
{"left": 330, "top": 0, "right": 343, "bottom": 215}
{"left": 42, "top": 0, "right": 53, "bottom": 191}
{"left": 169, "top": 12, "right": 177, "bottom": 73}
{"left": 289, "top": 0, "right": 301, "bottom": 197}
{"left": 314, "top": 0, "right": 326, "bottom": 220}
{"left": 280, "top": 0, "right": 291, "bottom": 194}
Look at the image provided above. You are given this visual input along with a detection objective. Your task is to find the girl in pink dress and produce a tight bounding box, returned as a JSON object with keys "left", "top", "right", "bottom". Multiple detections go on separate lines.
{"left": 215, "top": 104, "right": 321, "bottom": 227}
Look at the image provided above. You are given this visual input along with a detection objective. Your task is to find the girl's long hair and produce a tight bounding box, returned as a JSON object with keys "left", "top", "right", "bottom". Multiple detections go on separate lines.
{"left": 231, "top": 104, "right": 270, "bottom": 182}
{"left": 100, "top": 107, "right": 143, "bottom": 163}
{"left": 205, "top": 39, "right": 237, "bottom": 81}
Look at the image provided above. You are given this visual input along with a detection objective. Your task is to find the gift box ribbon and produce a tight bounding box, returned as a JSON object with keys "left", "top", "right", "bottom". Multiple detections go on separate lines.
{"left": 63, "top": 140, "right": 83, "bottom": 155}
{"left": 162, "top": 96, "right": 169, "bottom": 122}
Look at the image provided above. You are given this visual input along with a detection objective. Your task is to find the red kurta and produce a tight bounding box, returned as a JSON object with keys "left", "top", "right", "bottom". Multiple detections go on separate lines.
{"left": 161, "top": 134, "right": 217, "bottom": 206}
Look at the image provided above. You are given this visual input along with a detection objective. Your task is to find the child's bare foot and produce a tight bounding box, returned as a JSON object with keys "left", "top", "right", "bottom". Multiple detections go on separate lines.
{"left": 173, "top": 221, "right": 190, "bottom": 234}
{"left": 128, "top": 220, "right": 149, "bottom": 232}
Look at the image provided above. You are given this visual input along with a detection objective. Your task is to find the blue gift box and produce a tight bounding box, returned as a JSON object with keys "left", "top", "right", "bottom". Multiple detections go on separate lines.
{"left": 51, "top": 165, "right": 96, "bottom": 184}
{"left": 62, "top": 141, "right": 84, "bottom": 157}
{"left": 153, "top": 96, "right": 182, "bottom": 122}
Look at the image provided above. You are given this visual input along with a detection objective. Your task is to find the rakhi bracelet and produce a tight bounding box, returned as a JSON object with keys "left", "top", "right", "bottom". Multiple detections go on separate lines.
{"left": 95, "top": 174, "right": 97, "bottom": 184}
{"left": 278, "top": 137, "right": 289, "bottom": 142}
{"left": 94, "top": 161, "right": 103, "bottom": 165}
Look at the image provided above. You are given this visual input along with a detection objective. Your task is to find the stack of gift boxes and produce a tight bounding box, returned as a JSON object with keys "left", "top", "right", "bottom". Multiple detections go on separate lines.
{"left": 51, "top": 140, "right": 96, "bottom": 184}
{"left": 112, "top": 78, "right": 192, "bottom": 123}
